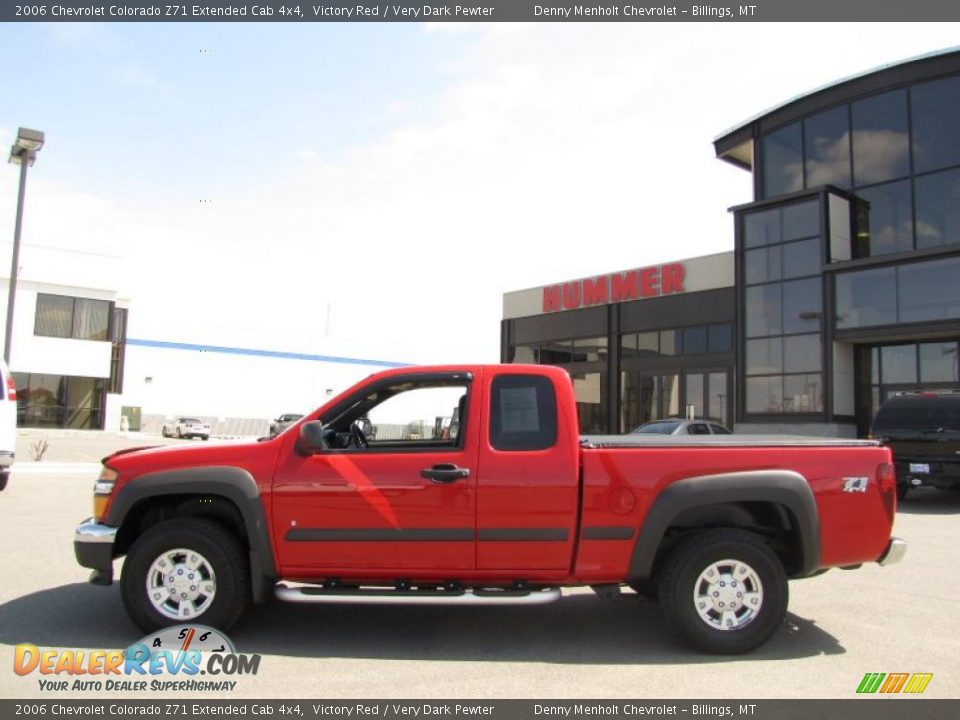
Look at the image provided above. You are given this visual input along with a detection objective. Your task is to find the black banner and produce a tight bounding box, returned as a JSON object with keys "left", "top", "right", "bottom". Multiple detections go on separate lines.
{"left": 2, "top": 700, "right": 960, "bottom": 720}
{"left": 5, "top": 0, "right": 960, "bottom": 23}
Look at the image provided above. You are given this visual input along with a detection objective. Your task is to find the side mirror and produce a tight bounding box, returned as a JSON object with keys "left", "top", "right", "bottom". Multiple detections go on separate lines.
{"left": 296, "top": 421, "right": 329, "bottom": 455}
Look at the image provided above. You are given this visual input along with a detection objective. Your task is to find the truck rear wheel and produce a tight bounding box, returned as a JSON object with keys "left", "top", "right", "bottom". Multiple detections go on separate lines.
{"left": 121, "top": 518, "right": 250, "bottom": 632}
{"left": 657, "top": 528, "right": 788, "bottom": 654}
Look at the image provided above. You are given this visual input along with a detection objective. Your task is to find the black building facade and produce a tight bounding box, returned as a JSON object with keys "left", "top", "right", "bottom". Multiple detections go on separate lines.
{"left": 502, "top": 254, "right": 736, "bottom": 434}
{"left": 503, "top": 48, "right": 960, "bottom": 437}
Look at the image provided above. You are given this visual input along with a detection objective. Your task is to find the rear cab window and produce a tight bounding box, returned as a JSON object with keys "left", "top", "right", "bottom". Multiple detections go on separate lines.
{"left": 489, "top": 374, "right": 557, "bottom": 451}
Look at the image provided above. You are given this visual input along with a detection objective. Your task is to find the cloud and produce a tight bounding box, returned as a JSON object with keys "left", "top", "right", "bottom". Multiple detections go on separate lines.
{"left": 6, "top": 26, "right": 960, "bottom": 367}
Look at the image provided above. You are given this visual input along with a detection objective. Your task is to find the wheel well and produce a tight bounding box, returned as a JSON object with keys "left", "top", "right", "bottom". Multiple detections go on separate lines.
{"left": 114, "top": 494, "right": 248, "bottom": 556}
{"left": 651, "top": 501, "right": 805, "bottom": 577}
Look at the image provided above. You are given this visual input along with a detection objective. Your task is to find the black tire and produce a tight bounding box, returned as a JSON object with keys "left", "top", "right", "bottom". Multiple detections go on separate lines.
{"left": 657, "top": 528, "right": 788, "bottom": 654}
{"left": 121, "top": 518, "right": 250, "bottom": 632}
{"left": 629, "top": 579, "right": 659, "bottom": 601}
{"left": 176, "top": 427, "right": 183, "bottom": 438}
{"left": 201, "top": 435, "right": 210, "bottom": 442}
{"left": 0, "top": 471, "right": 8, "bottom": 492}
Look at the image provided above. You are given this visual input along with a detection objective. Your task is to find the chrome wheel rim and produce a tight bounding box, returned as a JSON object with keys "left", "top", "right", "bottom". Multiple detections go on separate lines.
{"left": 146, "top": 548, "right": 217, "bottom": 620}
{"left": 693, "top": 559, "right": 763, "bottom": 631}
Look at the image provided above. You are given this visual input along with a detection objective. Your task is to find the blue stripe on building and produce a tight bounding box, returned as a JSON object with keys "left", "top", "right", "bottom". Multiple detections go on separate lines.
{"left": 126, "top": 338, "right": 409, "bottom": 368}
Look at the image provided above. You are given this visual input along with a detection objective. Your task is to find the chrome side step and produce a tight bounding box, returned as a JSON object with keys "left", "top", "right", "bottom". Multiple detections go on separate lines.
{"left": 275, "top": 584, "right": 562, "bottom": 606}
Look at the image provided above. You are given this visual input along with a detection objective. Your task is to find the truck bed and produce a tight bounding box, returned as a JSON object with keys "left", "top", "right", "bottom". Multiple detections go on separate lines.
{"left": 580, "top": 434, "right": 879, "bottom": 448}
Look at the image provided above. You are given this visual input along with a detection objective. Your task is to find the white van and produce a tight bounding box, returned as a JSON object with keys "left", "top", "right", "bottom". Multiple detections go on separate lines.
{"left": 0, "top": 360, "right": 16, "bottom": 491}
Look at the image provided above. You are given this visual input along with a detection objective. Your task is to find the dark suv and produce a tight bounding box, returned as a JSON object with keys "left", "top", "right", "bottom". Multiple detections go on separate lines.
{"left": 871, "top": 393, "right": 960, "bottom": 501}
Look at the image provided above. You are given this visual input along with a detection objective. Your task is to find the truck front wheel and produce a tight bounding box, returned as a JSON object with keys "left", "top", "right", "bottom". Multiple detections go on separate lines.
{"left": 658, "top": 528, "right": 788, "bottom": 654}
{"left": 121, "top": 518, "right": 250, "bottom": 632}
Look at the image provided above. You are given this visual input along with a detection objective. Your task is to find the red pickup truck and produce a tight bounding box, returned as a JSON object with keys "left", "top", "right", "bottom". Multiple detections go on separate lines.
{"left": 75, "top": 364, "right": 904, "bottom": 654}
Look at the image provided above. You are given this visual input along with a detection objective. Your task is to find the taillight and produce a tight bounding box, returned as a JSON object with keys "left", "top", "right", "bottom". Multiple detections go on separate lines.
{"left": 877, "top": 462, "right": 896, "bottom": 493}
{"left": 5, "top": 375, "right": 15, "bottom": 401}
{"left": 878, "top": 462, "right": 897, "bottom": 520}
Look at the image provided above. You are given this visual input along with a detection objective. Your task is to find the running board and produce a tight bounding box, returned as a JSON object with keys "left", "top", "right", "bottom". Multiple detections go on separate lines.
{"left": 275, "top": 584, "right": 562, "bottom": 606}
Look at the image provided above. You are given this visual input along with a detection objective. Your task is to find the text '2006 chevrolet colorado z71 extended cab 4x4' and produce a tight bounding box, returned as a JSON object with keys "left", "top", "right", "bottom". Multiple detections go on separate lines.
{"left": 75, "top": 364, "right": 905, "bottom": 654}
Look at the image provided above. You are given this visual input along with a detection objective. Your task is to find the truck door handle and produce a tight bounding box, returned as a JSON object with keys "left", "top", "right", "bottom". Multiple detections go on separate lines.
{"left": 421, "top": 464, "right": 470, "bottom": 483}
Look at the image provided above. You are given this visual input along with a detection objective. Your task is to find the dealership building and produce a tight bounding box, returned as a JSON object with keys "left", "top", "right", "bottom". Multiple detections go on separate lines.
{"left": 502, "top": 49, "right": 960, "bottom": 437}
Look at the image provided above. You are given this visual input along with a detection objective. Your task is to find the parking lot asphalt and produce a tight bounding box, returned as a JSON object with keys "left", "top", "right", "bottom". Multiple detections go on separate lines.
{"left": 1, "top": 431, "right": 958, "bottom": 700}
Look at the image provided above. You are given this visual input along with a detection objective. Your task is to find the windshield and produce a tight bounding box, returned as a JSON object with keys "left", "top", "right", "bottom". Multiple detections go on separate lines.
{"left": 873, "top": 398, "right": 960, "bottom": 433}
{"left": 634, "top": 420, "right": 683, "bottom": 434}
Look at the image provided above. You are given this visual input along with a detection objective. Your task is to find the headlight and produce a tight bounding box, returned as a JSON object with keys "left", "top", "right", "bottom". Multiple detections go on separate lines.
{"left": 93, "top": 466, "right": 119, "bottom": 521}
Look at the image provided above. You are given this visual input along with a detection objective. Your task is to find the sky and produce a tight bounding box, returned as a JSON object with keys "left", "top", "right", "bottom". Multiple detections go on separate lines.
{"left": 1, "top": 22, "right": 959, "bottom": 367}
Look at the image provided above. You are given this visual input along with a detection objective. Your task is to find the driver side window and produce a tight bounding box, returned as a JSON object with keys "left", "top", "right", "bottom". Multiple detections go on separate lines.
{"left": 325, "top": 378, "right": 470, "bottom": 451}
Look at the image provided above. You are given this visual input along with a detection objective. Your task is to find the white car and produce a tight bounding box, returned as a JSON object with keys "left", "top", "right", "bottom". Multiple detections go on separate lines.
{"left": 0, "top": 360, "right": 15, "bottom": 491}
{"left": 269, "top": 413, "right": 305, "bottom": 436}
{"left": 161, "top": 417, "right": 211, "bottom": 441}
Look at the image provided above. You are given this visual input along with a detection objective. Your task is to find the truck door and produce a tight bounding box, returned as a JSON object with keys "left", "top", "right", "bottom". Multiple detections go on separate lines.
{"left": 271, "top": 371, "right": 480, "bottom": 575}
{"left": 476, "top": 370, "right": 580, "bottom": 571}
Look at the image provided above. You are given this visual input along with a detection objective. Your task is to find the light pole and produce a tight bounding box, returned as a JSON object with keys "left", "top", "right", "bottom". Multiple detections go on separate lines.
{"left": 5, "top": 127, "right": 44, "bottom": 365}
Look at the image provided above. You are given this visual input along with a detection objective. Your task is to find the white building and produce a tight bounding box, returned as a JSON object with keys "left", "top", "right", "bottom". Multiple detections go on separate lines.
{"left": 0, "top": 238, "right": 129, "bottom": 431}
{"left": 1, "top": 245, "right": 402, "bottom": 435}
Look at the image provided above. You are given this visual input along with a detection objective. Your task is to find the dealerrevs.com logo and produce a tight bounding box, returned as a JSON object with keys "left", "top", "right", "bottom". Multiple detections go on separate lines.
{"left": 14, "top": 625, "right": 261, "bottom": 692}
{"left": 856, "top": 672, "right": 934, "bottom": 695}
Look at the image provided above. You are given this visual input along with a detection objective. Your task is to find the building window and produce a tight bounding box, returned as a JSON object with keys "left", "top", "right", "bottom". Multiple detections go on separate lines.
{"left": 539, "top": 340, "right": 573, "bottom": 365}
{"left": 745, "top": 283, "right": 783, "bottom": 339}
{"left": 911, "top": 74, "right": 960, "bottom": 175}
{"left": 683, "top": 326, "right": 708, "bottom": 355}
{"left": 853, "top": 180, "right": 913, "bottom": 257}
{"left": 914, "top": 166, "right": 960, "bottom": 250}
{"left": 509, "top": 345, "right": 538, "bottom": 363}
{"left": 865, "top": 341, "right": 960, "bottom": 424}
{"left": 34, "top": 295, "right": 73, "bottom": 338}
{"left": 12, "top": 372, "right": 105, "bottom": 429}
{"left": 572, "top": 371, "right": 607, "bottom": 434}
{"left": 836, "top": 256, "right": 960, "bottom": 329}
{"left": 920, "top": 342, "right": 960, "bottom": 383}
{"left": 852, "top": 89, "right": 910, "bottom": 186}
{"left": 620, "top": 372, "right": 679, "bottom": 432}
{"left": 619, "top": 324, "right": 733, "bottom": 358}
{"left": 756, "top": 73, "right": 960, "bottom": 258}
{"left": 898, "top": 256, "right": 960, "bottom": 322}
{"left": 572, "top": 337, "right": 608, "bottom": 363}
{"left": 34, "top": 294, "right": 110, "bottom": 341}
{"left": 804, "top": 105, "right": 852, "bottom": 189}
{"left": 744, "top": 208, "right": 781, "bottom": 247}
{"left": 707, "top": 324, "right": 733, "bottom": 353}
{"left": 746, "top": 376, "right": 784, "bottom": 414}
{"left": 834, "top": 267, "right": 897, "bottom": 329}
{"left": 880, "top": 345, "right": 917, "bottom": 384}
{"left": 742, "top": 199, "right": 824, "bottom": 415}
{"left": 763, "top": 123, "right": 803, "bottom": 198}
{"left": 108, "top": 307, "right": 128, "bottom": 394}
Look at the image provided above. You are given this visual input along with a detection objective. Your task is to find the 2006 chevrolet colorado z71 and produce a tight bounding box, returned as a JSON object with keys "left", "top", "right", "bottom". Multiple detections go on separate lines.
{"left": 75, "top": 364, "right": 905, "bottom": 654}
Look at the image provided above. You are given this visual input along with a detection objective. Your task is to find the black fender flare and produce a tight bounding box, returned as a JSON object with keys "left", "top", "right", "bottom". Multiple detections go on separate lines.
{"left": 105, "top": 466, "right": 277, "bottom": 594}
{"left": 627, "top": 470, "right": 821, "bottom": 581}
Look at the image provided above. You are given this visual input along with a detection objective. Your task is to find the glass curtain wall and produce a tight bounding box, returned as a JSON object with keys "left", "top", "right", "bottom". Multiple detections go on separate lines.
{"left": 742, "top": 199, "right": 824, "bottom": 415}
{"left": 12, "top": 373, "right": 106, "bottom": 429}
{"left": 762, "top": 75, "right": 960, "bottom": 257}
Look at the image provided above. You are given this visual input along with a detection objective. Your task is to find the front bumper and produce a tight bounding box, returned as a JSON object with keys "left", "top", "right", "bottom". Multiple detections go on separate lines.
{"left": 74, "top": 519, "right": 117, "bottom": 585}
{"left": 878, "top": 537, "right": 907, "bottom": 567}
